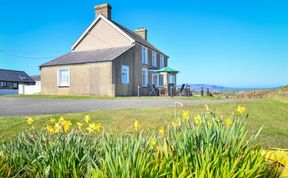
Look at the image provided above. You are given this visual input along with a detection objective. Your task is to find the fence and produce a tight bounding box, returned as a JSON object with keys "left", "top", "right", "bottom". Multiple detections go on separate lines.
{"left": 18, "top": 82, "right": 41, "bottom": 95}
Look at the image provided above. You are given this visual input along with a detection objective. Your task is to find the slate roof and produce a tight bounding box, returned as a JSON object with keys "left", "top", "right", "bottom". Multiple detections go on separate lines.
{"left": 40, "top": 45, "right": 134, "bottom": 67}
{"left": 111, "top": 21, "right": 166, "bottom": 56}
{"left": 0, "top": 69, "right": 35, "bottom": 83}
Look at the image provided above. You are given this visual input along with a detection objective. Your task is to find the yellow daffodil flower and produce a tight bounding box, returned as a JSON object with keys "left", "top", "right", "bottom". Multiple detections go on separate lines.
{"left": 134, "top": 121, "right": 141, "bottom": 131}
{"left": 59, "top": 116, "right": 65, "bottom": 125}
{"left": 207, "top": 120, "right": 211, "bottom": 128}
{"left": 47, "top": 125, "right": 55, "bottom": 133}
{"left": 171, "top": 121, "right": 177, "bottom": 128}
{"left": 87, "top": 123, "right": 102, "bottom": 133}
{"left": 85, "top": 115, "right": 91, "bottom": 123}
{"left": 194, "top": 115, "right": 201, "bottom": 125}
{"left": 159, "top": 127, "right": 165, "bottom": 137}
{"left": 50, "top": 118, "right": 56, "bottom": 123}
{"left": 54, "top": 123, "right": 61, "bottom": 133}
{"left": 62, "top": 120, "right": 72, "bottom": 132}
{"left": 182, "top": 111, "right": 190, "bottom": 121}
{"left": 225, "top": 118, "right": 233, "bottom": 127}
{"left": 27, "top": 117, "right": 34, "bottom": 125}
{"left": 77, "top": 122, "right": 83, "bottom": 129}
{"left": 150, "top": 138, "right": 157, "bottom": 147}
{"left": 236, "top": 106, "right": 246, "bottom": 114}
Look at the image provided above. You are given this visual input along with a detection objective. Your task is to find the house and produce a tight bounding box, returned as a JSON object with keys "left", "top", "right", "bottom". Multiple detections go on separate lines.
{"left": 40, "top": 4, "right": 178, "bottom": 96}
{"left": 0, "top": 69, "right": 35, "bottom": 94}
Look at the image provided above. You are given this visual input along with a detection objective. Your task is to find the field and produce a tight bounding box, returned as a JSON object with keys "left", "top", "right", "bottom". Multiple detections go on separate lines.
{"left": 1, "top": 98, "right": 287, "bottom": 148}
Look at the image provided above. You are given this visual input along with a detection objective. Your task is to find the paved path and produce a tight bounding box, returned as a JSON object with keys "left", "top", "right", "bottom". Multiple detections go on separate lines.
{"left": 0, "top": 97, "right": 244, "bottom": 116}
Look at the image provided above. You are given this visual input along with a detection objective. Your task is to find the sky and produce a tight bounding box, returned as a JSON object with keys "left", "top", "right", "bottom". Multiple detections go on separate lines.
{"left": 0, "top": 0, "right": 287, "bottom": 88}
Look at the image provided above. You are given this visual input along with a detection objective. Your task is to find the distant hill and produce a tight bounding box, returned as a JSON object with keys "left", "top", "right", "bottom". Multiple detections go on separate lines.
{"left": 178, "top": 84, "right": 282, "bottom": 92}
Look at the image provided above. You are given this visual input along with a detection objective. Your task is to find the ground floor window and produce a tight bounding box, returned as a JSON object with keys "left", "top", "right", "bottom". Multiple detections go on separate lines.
{"left": 142, "top": 68, "right": 148, "bottom": 87}
{"left": 152, "top": 74, "right": 159, "bottom": 86}
{"left": 169, "top": 75, "right": 176, "bottom": 84}
{"left": 121, "top": 65, "right": 129, "bottom": 84}
{"left": 159, "top": 74, "right": 164, "bottom": 87}
{"left": 58, "top": 69, "right": 70, "bottom": 87}
{"left": 12, "top": 82, "right": 18, "bottom": 89}
{"left": 0, "top": 81, "right": 7, "bottom": 87}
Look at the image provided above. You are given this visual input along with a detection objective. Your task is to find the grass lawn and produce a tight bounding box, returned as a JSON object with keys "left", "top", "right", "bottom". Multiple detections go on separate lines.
{"left": 0, "top": 99, "right": 287, "bottom": 148}
{"left": 0, "top": 94, "right": 224, "bottom": 100}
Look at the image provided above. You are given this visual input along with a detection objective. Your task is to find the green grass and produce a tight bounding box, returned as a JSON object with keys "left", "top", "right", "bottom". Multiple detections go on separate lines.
{"left": 0, "top": 94, "right": 224, "bottom": 100}
{"left": 0, "top": 99, "right": 287, "bottom": 148}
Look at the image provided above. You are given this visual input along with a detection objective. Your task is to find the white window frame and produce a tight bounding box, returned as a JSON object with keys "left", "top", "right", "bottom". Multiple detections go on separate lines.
{"left": 121, "top": 65, "right": 129, "bottom": 84}
{"left": 160, "top": 55, "right": 165, "bottom": 68}
{"left": 142, "top": 68, "right": 148, "bottom": 87}
{"left": 152, "top": 51, "right": 157, "bottom": 67}
{"left": 152, "top": 74, "right": 159, "bottom": 87}
{"left": 57, "top": 68, "right": 70, "bottom": 87}
{"left": 142, "top": 46, "right": 148, "bottom": 65}
{"left": 159, "top": 74, "right": 164, "bottom": 87}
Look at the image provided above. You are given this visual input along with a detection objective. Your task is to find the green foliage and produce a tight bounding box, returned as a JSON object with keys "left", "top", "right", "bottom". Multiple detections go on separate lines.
{"left": 0, "top": 110, "right": 281, "bottom": 177}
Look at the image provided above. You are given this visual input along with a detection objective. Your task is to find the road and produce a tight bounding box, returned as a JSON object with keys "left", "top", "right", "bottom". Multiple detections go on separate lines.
{"left": 0, "top": 97, "right": 244, "bottom": 116}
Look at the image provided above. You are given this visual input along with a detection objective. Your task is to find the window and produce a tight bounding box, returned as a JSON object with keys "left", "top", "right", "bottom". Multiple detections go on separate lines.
{"left": 152, "top": 51, "right": 157, "bottom": 67}
{"left": 121, "top": 65, "right": 129, "bottom": 84}
{"left": 160, "top": 55, "right": 165, "bottom": 68}
{"left": 169, "top": 75, "right": 176, "bottom": 84}
{"left": 0, "top": 81, "right": 7, "bottom": 87}
{"left": 152, "top": 74, "right": 159, "bottom": 86}
{"left": 58, "top": 69, "right": 70, "bottom": 87}
{"left": 142, "top": 46, "right": 148, "bottom": 64}
{"left": 12, "top": 82, "right": 18, "bottom": 89}
{"left": 142, "top": 68, "right": 148, "bottom": 87}
{"left": 159, "top": 75, "right": 164, "bottom": 87}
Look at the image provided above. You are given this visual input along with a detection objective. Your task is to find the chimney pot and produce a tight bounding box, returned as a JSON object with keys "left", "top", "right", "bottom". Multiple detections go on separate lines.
{"left": 135, "top": 28, "right": 148, "bottom": 41}
{"left": 95, "top": 4, "right": 112, "bottom": 20}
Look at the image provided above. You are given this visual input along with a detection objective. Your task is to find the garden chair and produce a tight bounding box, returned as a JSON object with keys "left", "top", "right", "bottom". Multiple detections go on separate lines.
{"left": 149, "top": 84, "right": 157, "bottom": 96}
{"left": 177, "top": 84, "right": 186, "bottom": 96}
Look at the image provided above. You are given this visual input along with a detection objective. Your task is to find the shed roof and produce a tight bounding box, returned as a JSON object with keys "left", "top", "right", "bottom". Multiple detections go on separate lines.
{"left": 155, "top": 67, "right": 179, "bottom": 73}
{"left": 0, "top": 69, "right": 35, "bottom": 83}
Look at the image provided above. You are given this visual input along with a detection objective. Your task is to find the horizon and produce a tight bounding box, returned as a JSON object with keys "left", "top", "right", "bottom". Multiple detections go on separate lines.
{"left": 1, "top": 0, "right": 287, "bottom": 88}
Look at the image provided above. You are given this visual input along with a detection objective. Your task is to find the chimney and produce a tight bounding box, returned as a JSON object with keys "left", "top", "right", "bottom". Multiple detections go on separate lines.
{"left": 95, "top": 4, "right": 112, "bottom": 20}
{"left": 135, "top": 28, "right": 148, "bottom": 41}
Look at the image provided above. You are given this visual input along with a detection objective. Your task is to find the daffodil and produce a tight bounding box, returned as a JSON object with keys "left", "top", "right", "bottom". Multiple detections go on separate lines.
{"left": 47, "top": 125, "right": 55, "bottom": 133}
{"left": 204, "top": 104, "right": 209, "bottom": 112}
{"left": 207, "top": 120, "right": 211, "bottom": 128}
{"left": 236, "top": 106, "right": 246, "bottom": 114}
{"left": 59, "top": 117, "right": 65, "bottom": 125}
{"left": 182, "top": 111, "right": 190, "bottom": 121}
{"left": 134, "top": 121, "right": 141, "bottom": 131}
{"left": 194, "top": 115, "right": 201, "bottom": 125}
{"left": 62, "top": 120, "right": 72, "bottom": 132}
{"left": 77, "top": 122, "right": 83, "bottom": 129}
{"left": 150, "top": 138, "right": 157, "bottom": 147}
{"left": 50, "top": 118, "right": 56, "bottom": 124}
{"left": 85, "top": 115, "right": 91, "bottom": 123}
{"left": 225, "top": 118, "right": 233, "bottom": 127}
{"left": 27, "top": 117, "right": 34, "bottom": 125}
{"left": 54, "top": 123, "right": 61, "bottom": 133}
{"left": 87, "top": 123, "right": 102, "bottom": 133}
{"left": 171, "top": 121, "right": 177, "bottom": 128}
{"left": 159, "top": 127, "right": 165, "bottom": 137}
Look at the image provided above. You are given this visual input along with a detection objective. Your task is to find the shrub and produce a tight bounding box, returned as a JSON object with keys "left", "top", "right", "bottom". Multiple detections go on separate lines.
{"left": 0, "top": 106, "right": 281, "bottom": 177}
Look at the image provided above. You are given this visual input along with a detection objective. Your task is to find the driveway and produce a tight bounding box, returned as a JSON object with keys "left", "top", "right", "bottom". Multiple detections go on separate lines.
{"left": 0, "top": 97, "right": 244, "bottom": 116}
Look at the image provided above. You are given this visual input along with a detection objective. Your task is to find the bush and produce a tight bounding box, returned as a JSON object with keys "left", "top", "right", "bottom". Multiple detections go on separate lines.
{"left": 0, "top": 106, "right": 281, "bottom": 177}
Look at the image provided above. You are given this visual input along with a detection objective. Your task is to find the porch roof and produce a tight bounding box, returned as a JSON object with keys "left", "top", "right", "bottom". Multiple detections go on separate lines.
{"left": 155, "top": 67, "right": 179, "bottom": 74}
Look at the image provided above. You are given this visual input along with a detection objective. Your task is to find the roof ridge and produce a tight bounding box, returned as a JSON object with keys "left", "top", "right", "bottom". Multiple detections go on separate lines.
{"left": 0, "top": 68, "right": 26, "bottom": 73}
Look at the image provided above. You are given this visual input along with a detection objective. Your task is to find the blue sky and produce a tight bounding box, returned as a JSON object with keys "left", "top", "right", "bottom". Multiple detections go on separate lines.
{"left": 0, "top": 0, "right": 287, "bottom": 88}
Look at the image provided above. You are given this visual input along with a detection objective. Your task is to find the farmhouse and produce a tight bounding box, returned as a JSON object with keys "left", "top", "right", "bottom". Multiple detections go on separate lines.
{"left": 40, "top": 4, "right": 178, "bottom": 96}
{"left": 0, "top": 69, "right": 35, "bottom": 94}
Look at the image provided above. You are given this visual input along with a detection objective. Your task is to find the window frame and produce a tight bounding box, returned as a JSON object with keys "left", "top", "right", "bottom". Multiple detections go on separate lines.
{"left": 169, "top": 74, "right": 176, "bottom": 84}
{"left": 57, "top": 68, "right": 70, "bottom": 87}
{"left": 12, "top": 82, "right": 18, "bottom": 89}
{"left": 1, "top": 81, "right": 7, "bottom": 87}
{"left": 142, "top": 46, "right": 148, "bottom": 65}
{"left": 152, "top": 50, "right": 157, "bottom": 67}
{"left": 159, "top": 74, "right": 164, "bottom": 87}
{"left": 160, "top": 55, "right": 165, "bottom": 68}
{"left": 142, "top": 68, "right": 148, "bottom": 87}
{"left": 121, "top": 65, "right": 129, "bottom": 84}
{"left": 152, "top": 73, "right": 159, "bottom": 87}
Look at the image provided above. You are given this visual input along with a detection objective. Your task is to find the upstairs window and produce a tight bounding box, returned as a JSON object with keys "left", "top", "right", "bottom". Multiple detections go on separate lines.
{"left": 142, "top": 68, "right": 148, "bottom": 87}
{"left": 58, "top": 69, "right": 70, "bottom": 87}
{"left": 160, "top": 55, "right": 165, "bottom": 68}
{"left": 142, "top": 46, "right": 148, "bottom": 64}
{"left": 121, "top": 65, "right": 129, "bottom": 84}
{"left": 159, "top": 74, "right": 164, "bottom": 87}
{"left": 152, "top": 51, "right": 157, "bottom": 67}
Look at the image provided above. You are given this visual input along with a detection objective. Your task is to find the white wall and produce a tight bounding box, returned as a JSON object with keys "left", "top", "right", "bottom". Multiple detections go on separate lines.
{"left": 19, "top": 82, "right": 41, "bottom": 95}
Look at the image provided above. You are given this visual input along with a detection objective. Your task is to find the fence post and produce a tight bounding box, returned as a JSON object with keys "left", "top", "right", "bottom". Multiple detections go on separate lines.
{"left": 201, "top": 87, "right": 204, "bottom": 97}
{"left": 207, "top": 88, "right": 210, "bottom": 96}
{"left": 138, "top": 85, "right": 141, "bottom": 97}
